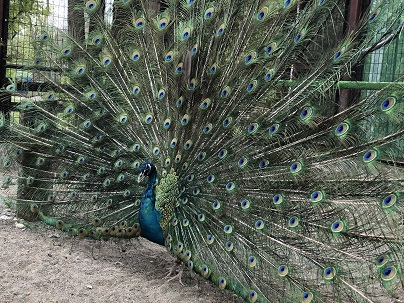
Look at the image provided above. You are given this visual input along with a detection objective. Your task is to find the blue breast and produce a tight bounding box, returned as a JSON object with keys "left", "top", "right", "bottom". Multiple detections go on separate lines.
{"left": 138, "top": 177, "right": 165, "bottom": 245}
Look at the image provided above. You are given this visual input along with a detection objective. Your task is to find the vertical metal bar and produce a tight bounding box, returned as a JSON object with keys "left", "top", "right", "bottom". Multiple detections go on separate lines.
{"left": 338, "top": 0, "right": 370, "bottom": 111}
{"left": 0, "top": 0, "right": 10, "bottom": 87}
{"left": 0, "top": 0, "right": 12, "bottom": 115}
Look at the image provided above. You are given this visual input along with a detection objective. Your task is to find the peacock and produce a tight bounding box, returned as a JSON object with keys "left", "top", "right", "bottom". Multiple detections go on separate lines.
{"left": 1, "top": 0, "right": 404, "bottom": 302}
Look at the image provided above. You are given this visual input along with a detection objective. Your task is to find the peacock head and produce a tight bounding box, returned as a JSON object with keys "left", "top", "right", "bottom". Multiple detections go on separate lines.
{"left": 138, "top": 162, "right": 156, "bottom": 183}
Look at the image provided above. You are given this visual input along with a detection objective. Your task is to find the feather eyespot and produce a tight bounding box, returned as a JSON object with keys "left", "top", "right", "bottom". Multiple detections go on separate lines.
{"left": 170, "top": 138, "right": 177, "bottom": 148}
{"left": 85, "top": 1, "right": 97, "bottom": 10}
{"left": 82, "top": 120, "right": 91, "bottom": 128}
{"left": 163, "top": 118, "right": 171, "bottom": 129}
{"left": 134, "top": 17, "right": 145, "bottom": 29}
{"left": 259, "top": 160, "right": 269, "bottom": 168}
{"left": 212, "top": 201, "right": 221, "bottom": 210}
{"left": 202, "top": 265, "right": 209, "bottom": 277}
{"left": 334, "top": 47, "right": 346, "bottom": 62}
{"left": 157, "top": 88, "right": 165, "bottom": 99}
{"left": 248, "top": 257, "right": 257, "bottom": 267}
{"left": 335, "top": 122, "right": 350, "bottom": 137}
{"left": 218, "top": 149, "right": 228, "bottom": 159}
{"left": 203, "top": 123, "right": 213, "bottom": 134}
{"left": 118, "top": 114, "right": 128, "bottom": 124}
{"left": 265, "top": 43, "right": 276, "bottom": 56}
{"left": 381, "top": 194, "right": 397, "bottom": 209}
{"left": 381, "top": 97, "right": 396, "bottom": 111}
{"left": 191, "top": 44, "right": 198, "bottom": 55}
{"left": 225, "top": 241, "right": 234, "bottom": 252}
{"left": 6, "top": 83, "right": 15, "bottom": 91}
{"left": 246, "top": 80, "right": 258, "bottom": 92}
{"left": 240, "top": 199, "right": 251, "bottom": 210}
{"left": 209, "top": 64, "right": 217, "bottom": 74}
{"left": 216, "top": 24, "right": 225, "bottom": 36}
{"left": 381, "top": 266, "right": 397, "bottom": 281}
{"left": 330, "top": 220, "right": 344, "bottom": 233}
{"left": 188, "top": 79, "right": 196, "bottom": 90}
{"left": 310, "top": 191, "right": 324, "bottom": 203}
{"left": 238, "top": 156, "right": 248, "bottom": 168}
{"left": 132, "top": 86, "right": 140, "bottom": 95}
{"left": 255, "top": 220, "right": 264, "bottom": 230}
{"left": 181, "top": 114, "right": 190, "bottom": 126}
{"left": 181, "top": 27, "right": 191, "bottom": 40}
{"left": 273, "top": 194, "right": 283, "bottom": 205}
{"left": 268, "top": 123, "right": 280, "bottom": 135}
{"left": 226, "top": 182, "right": 236, "bottom": 192}
{"left": 369, "top": 9, "right": 381, "bottom": 22}
{"left": 257, "top": 7, "right": 269, "bottom": 21}
{"left": 175, "top": 154, "right": 182, "bottom": 163}
{"left": 144, "top": 114, "right": 153, "bottom": 124}
{"left": 223, "top": 116, "right": 233, "bottom": 128}
{"left": 244, "top": 51, "right": 257, "bottom": 65}
{"left": 165, "top": 51, "right": 174, "bottom": 62}
{"left": 300, "top": 106, "right": 313, "bottom": 120}
{"left": 290, "top": 161, "right": 302, "bottom": 173}
{"left": 191, "top": 185, "right": 199, "bottom": 194}
{"left": 323, "top": 267, "right": 336, "bottom": 280}
{"left": 224, "top": 225, "right": 233, "bottom": 234}
{"left": 75, "top": 65, "right": 86, "bottom": 75}
{"left": 204, "top": 7, "right": 214, "bottom": 19}
{"left": 200, "top": 98, "right": 211, "bottom": 109}
{"left": 376, "top": 255, "right": 389, "bottom": 268}
{"left": 176, "top": 63, "right": 183, "bottom": 73}
{"left": 288, "top": 217, "right": 299, "bottom": 228}
{"left": 2, "top": 159, "right": 11, "bottom": 168}
{"left": 102, "top": 56, "right": 112, "bottom": 66}
{"left": 152, "top": 147, "right": 159, "bottom": 155}
{"left": 131, "top": 50, "right": 140, "bottom": 61}
{"left": 278, "top": 265, "right": 289, "bottom": 277}
{"left": 363, "top": 149, "right": 378, "bottom": 163}
{"left": 218, "top": 277, "right": 226, "bottom": 289}
{"left": 197, "top": 152, "right": 206, "bottom": 161}
{"left": 220, "top": 86, "right": 231, "bottom": 98}
{"left": 247, "top": 122, "right": 259, "bottom": 134}
{"left": 176, "top": 96, "right": 184, "bottom": 107}
{"left": 41, "top": 33, "right": 49, "bottom": 41}
{"left": 92, "top": 36, "right": 102, "bottom": 45}
{"left": 206, "top": 235, "right": 214, "bottom": 244}
{"left": 302, "top": 292, "right": 313, "bottom": 303}
{"left": 184, "top": 139, "right": 193, "bottom": 150}
{"left": 295, "top": 32, "right": 303, "bottom": 43}
{"left": 132, "top": 143, "right": 141, "bottom": 152}
{"left": 62, "top": 47, "right": 72, "bottom": 56}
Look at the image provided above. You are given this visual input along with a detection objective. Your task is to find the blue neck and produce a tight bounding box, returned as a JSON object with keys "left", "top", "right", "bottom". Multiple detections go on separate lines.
{"left": 138, "top": 170, "right": 164, "bottom": 245}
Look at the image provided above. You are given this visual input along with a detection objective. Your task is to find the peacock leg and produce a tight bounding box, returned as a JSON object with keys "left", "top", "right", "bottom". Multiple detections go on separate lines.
{"left": 91, "top": 241, "right": 102, "bottom": 260}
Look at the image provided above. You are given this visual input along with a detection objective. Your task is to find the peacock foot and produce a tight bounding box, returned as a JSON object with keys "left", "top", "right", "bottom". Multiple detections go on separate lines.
{"left": 163, "top": 259, "right": 185, "bottom": 286}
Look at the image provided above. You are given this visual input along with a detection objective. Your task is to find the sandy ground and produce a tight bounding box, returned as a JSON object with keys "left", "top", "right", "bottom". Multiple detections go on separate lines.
{"left": 0, "top": 201, "right": 243, "bottom": 303}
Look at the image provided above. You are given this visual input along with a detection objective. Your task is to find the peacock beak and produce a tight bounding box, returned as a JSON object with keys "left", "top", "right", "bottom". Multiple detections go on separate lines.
{"left": 137, "top": 171, "right": 146, "bottom": 183}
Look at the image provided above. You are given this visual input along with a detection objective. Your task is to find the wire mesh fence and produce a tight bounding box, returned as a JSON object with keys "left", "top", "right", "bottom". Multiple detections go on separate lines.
{"left": 362, "top": 0, "right": 404, "bottom": 83}
{"left": 2, "top": 0, "right": 404, "bottom": 116}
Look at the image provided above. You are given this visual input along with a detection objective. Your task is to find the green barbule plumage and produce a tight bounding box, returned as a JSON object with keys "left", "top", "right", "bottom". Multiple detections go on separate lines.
{"left": 1, "top": 0, "right": 404, "bottom": 302}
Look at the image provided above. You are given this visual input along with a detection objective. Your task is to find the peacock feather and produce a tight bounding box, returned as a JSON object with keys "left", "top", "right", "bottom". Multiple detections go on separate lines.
{"left": 1, "top": 0, "right": 404, "bottom": 302}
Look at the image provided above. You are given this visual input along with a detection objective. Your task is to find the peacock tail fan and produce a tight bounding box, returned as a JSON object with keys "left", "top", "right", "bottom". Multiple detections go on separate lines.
{"left": 0, "top": 0, "right": 404, "bottom": 302}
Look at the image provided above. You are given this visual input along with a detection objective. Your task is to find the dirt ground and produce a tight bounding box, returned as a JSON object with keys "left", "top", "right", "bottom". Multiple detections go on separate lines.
{"left": 0, "top": 201, "right": 243, "bottom": 303}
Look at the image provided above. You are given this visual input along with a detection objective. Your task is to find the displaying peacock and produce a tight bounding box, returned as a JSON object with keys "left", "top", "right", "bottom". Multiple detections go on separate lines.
{"left": 1, "top": 0, "right": 404, "bottom": 302}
